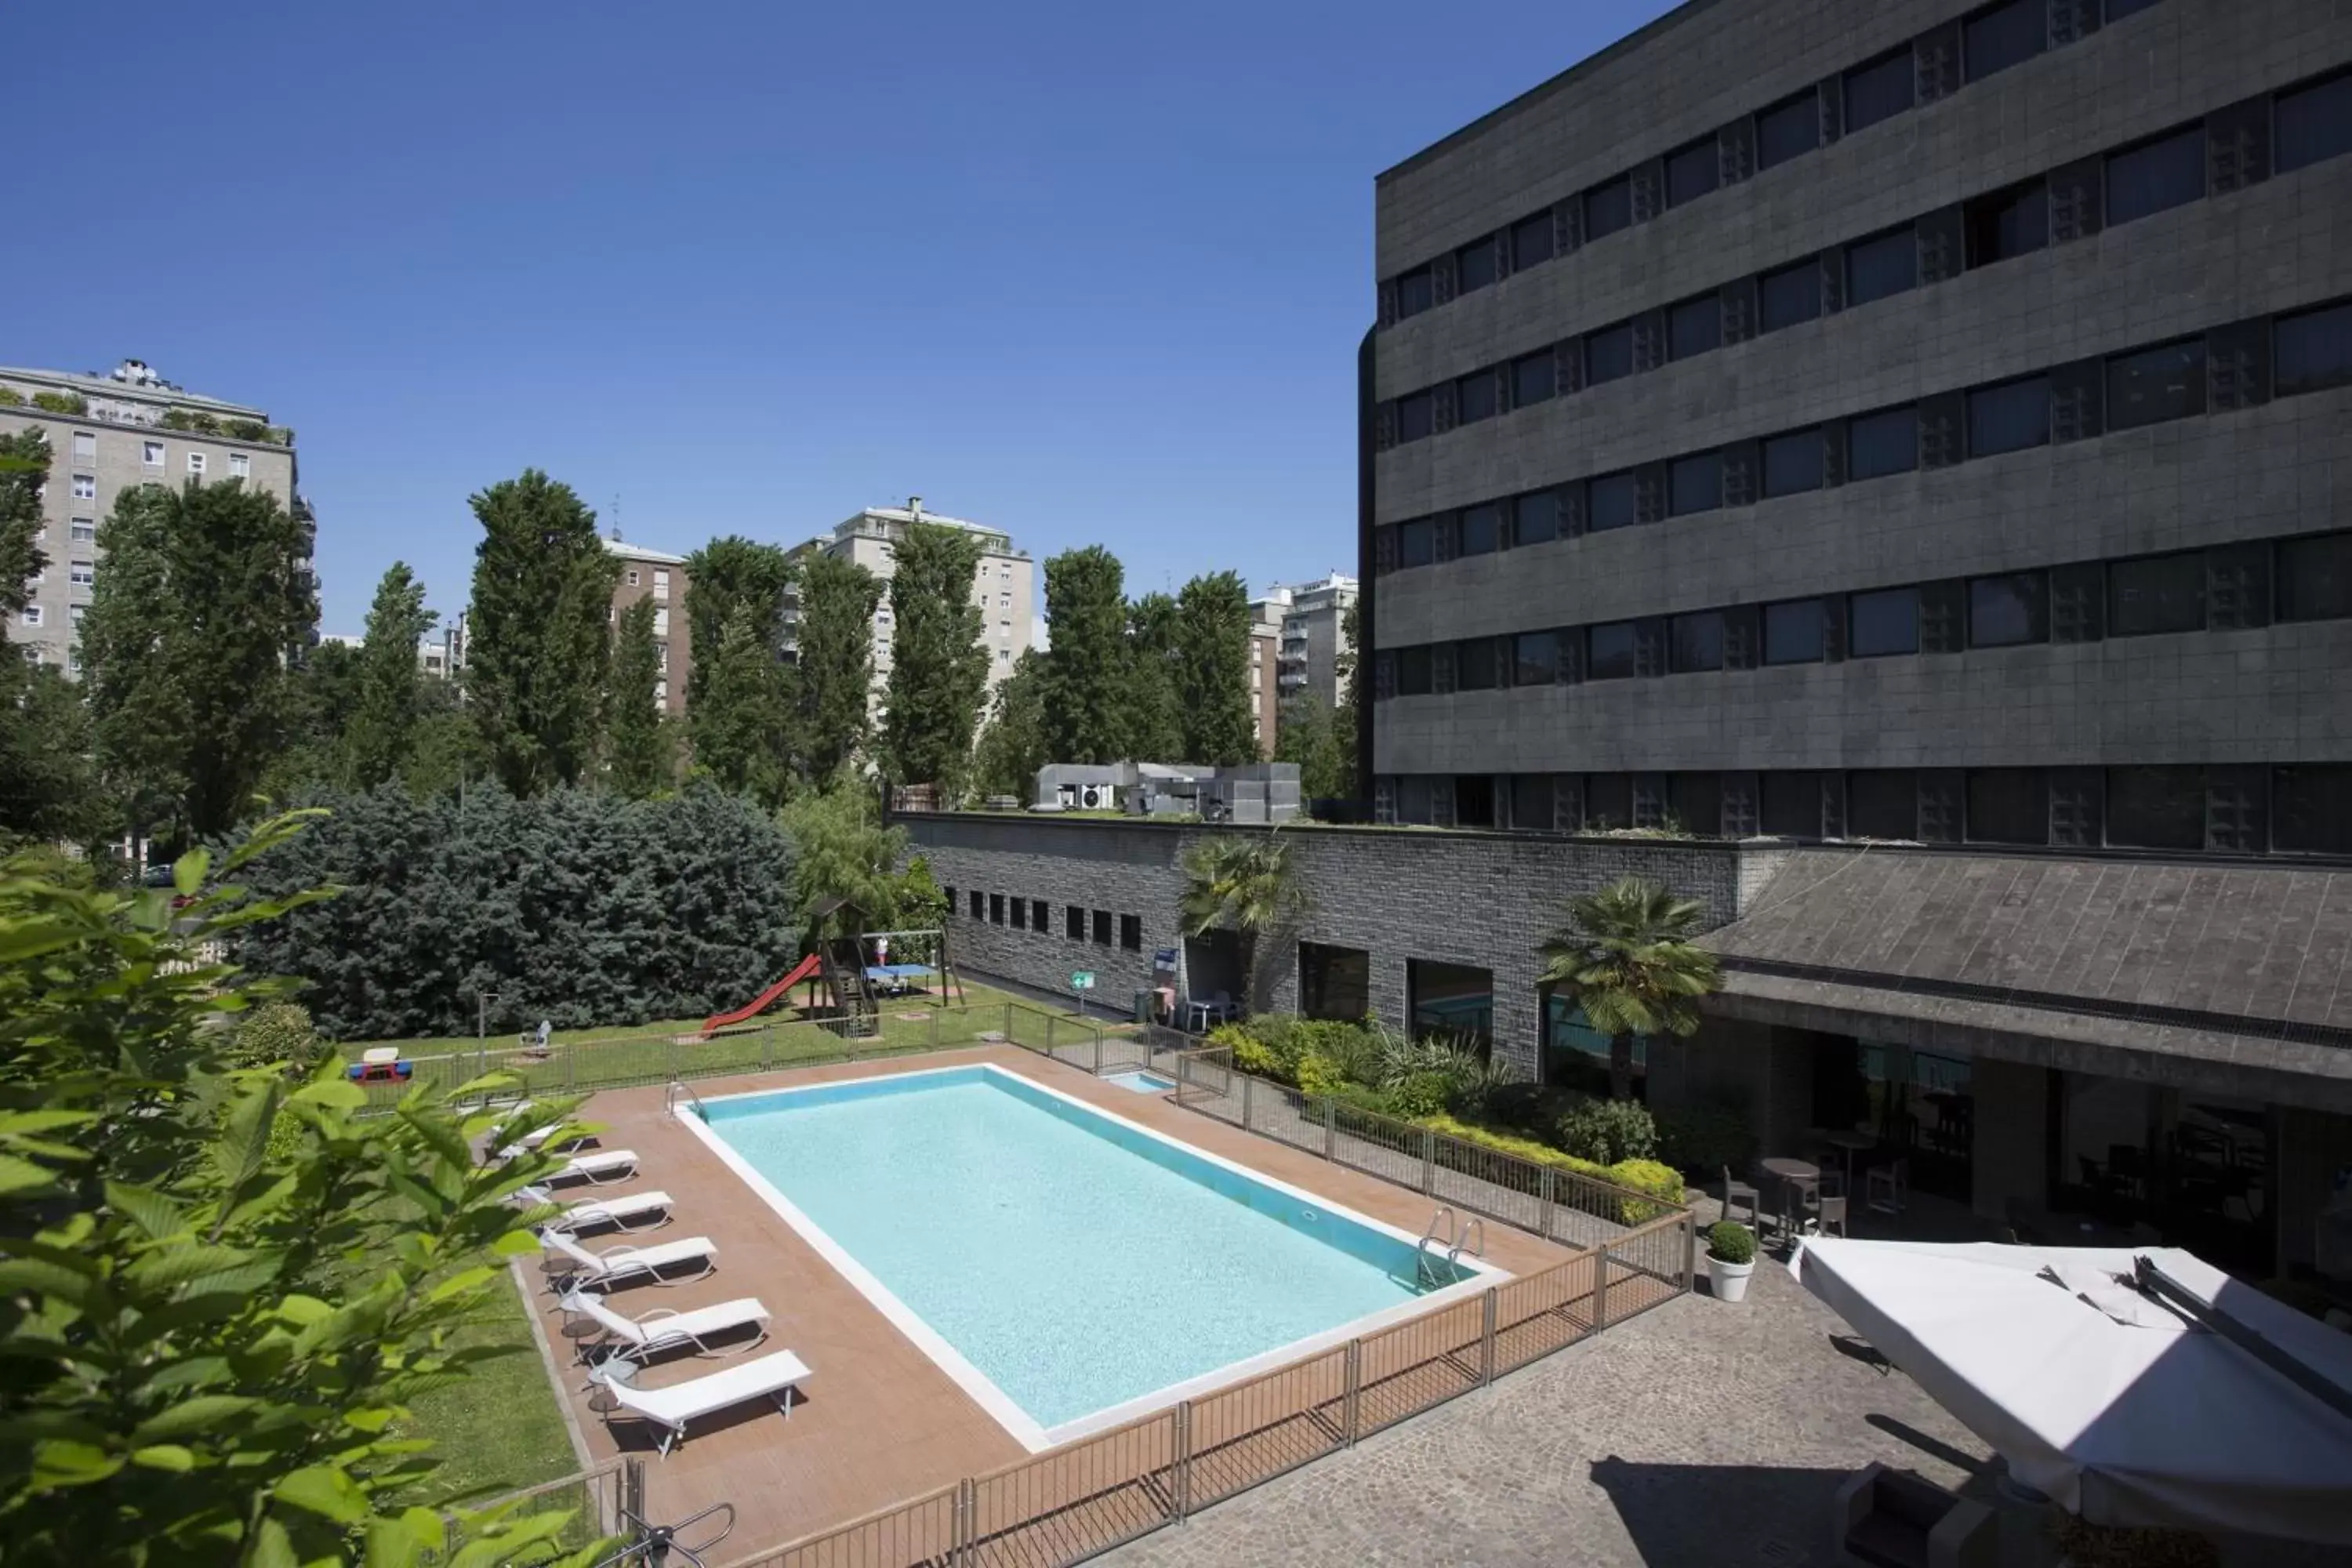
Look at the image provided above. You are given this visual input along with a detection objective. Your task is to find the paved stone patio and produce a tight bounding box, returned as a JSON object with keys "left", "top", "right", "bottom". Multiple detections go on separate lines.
{"left": 1102, "top": 1246, "right": 1991, "bottom": 1568}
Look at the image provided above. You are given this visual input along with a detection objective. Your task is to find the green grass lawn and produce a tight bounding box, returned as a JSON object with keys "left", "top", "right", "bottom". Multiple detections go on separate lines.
{"left": 394, "top": 1267, "right": 578, "bottom": 1508}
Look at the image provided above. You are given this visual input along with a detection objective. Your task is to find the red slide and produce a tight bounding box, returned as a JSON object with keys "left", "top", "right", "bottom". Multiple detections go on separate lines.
{"left": 700, "top": 952, "right": 823, "bottom": 1036}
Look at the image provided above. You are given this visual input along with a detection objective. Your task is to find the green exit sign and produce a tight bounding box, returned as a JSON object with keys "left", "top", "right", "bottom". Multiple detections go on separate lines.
{"left": 1069, "top": 971, "right": 1095, "bottom": 990}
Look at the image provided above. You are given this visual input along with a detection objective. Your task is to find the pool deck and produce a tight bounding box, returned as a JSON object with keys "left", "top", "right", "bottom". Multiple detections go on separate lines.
{"left": 528, "top": 1045, "right": 1577, "bottom": 1555}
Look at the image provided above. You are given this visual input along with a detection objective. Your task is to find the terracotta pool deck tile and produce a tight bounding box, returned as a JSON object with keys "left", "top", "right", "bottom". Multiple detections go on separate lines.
{"left": 525, "top": 1046, "right": 1577, "bottom": 1553}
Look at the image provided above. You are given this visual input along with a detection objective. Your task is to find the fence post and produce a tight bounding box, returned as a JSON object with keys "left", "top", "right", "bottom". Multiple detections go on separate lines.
{"left": 1172, "top": 1402, "right": 1192, "bottom": 1523}
{"left": 622, "top": 1457, "right": 645, "bottom": 1531}
{"left": 1047, "top": 1014, "right": 1058, "bottom": 1058}
{"left": 1092, "top": 1029, "right": 1102, "bottom": 1076}
{"left": 930, "top": 1005, "right": 941, "bottom": 1052}
{"left": 1481, "top": 1287, "right": 1497, "bottom": 1386}
{"left": 1242, "top": 1073, "right": 1254, "bottom": 1131}
{"left": 1003, "top": 1001, "right": 1013, "bottom": 1042}
{"left": 1324, "top": 1097, "right": 1337, "bottom": 1161}
{"left": 953, "top": 1476, "right": 976, "bottom": 1566}
{"left": 563, "top": 1044, "right": 576, "bottom": 1095}
{"left": 1538, "top": 1168, "right": 1555, "bottom": 1243}
{"left": 664, "top": 1036, "right": 677, "bottom": 1085}
{"left": 1593, "top": 1242, "right": 1612, "bottom": 1330}
{"left": 1421, "top": 1128, "right": 1436, "bottom": 1196}
{"left": 1342, "top": 1340, "right": 1361, "bottom": 1445}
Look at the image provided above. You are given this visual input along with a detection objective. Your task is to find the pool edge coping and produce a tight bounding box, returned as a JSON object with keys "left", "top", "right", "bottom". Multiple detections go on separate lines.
{"left": 678, "top": 1058, "right": 1510, "bottom": 1454}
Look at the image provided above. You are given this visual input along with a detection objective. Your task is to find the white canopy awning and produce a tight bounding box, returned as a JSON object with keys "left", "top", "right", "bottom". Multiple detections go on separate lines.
{"left": 1791, "top": 1237, "right": 2352, "bottom": 1544}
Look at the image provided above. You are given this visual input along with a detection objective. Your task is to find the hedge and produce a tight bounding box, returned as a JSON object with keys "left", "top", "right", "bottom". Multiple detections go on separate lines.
{"left": 1421, "top": 1114, "right": 1687, "bottom": 1223}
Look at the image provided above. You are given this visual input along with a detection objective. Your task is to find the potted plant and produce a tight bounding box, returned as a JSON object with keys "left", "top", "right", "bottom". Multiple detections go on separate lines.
{"left": 1705, "top": 1219, "right": 1757, "bottom": 1303}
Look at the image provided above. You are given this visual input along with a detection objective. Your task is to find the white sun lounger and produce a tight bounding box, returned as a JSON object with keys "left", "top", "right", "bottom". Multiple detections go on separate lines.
{"left": 512, "top": 1185, "right": 673, "bottom": 1234}
{"left": 593, "top": 1349, "right": 812, "bottom": 1455}
{"left": 545, "top": 1149, "right": 637, "bottom": 1185}
{"left": 542, "top": 1229, "right": 716, "bottom": 1290}
{"left": 560, "top": 1289, "right": 770, "bottom": 1362}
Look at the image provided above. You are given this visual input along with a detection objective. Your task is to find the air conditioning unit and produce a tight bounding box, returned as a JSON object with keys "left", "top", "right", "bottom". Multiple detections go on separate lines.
{"left": 1080, "top": 785, "right": 1103, "bottom": 809}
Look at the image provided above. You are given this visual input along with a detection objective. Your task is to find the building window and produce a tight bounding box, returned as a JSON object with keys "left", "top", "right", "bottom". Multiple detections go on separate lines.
{"left": 1120, "top": 914, "right": 1142, "bottom": 951}
{"left": 20, "top": 605, "right": 39, "bottom": 627}
{"left": 1395, "top": 267, "right": 1434, "bottom": 319}
{"left": 1456, "top": 638, "right": 1499, "bottom": 690}
{"left": 1665, "top": 136, "right": 1719, "bottom": 206}
{"left": 1513, "top": 630, "right": 1557, "bottom": 685}
{"left": 989, "top": 893, "right": 1004, "bottom": 924}
{"left": 2274, "top": 301, "right": 2352, "bottom": 397}
{"left": 998, "top": 593, "right": 1011, "bottom": 609}
{"left": 1009, "top": 896, "right": 1027, "bottom": 930}
{"left": 2107, "top": 126, "right": 2206, "bottom": 225}
{"left": 70, "top": 519, "right": 95, "bottom": 543}
{"left": 67, "top": 648, "right": 81, "bottom": 676}
{"left": 1588, "top": 474, "right": 1639, "bottom": 533}
{"left": 1457, "top": 371, "right": 1497, "bottom": 424}
{"left": 2274, "top": 68, "right": 2352, "bottom": 174}
{"left": 1969, "top": 572, "right": 2049, "bottom": 645}
{"left": 1845, "top": 227, "right": 1917, "bottom": 307}
{"left": 1396, "top": 646, "right": 1432, "bottom": 697}
{"left": 1763, "top": 599, "right": 1826, "bottom": 664}
{"left": 1065, "top": 904, "right": 1084, "bottom": 938}
{"left": 1583, "top": 176, "right": 1632, "bottom": 240}
{"left": 1458, "top": 504, "right": 1501, "bottom": 555}
{"left": 2108, "top": 550, "right": 2205, "bottom": 636}
{"left": 1456, "top": 234, "right": 1499, "bottom": 294}
{"left": 1092, "top": 909, "right": 1112, "bottom": 946}
{"left": 1762, "top": 772, "right": 1824, "bottom": 836}
{"left": 2274, "top": 764, "right": 2352, "bottom": 855}
{"left": 1668, "top": 292, "right": 1720, "bottom": 360}
{"left": 71, "top": 474, "right": 96, "bottom": 501}
{"left": 142, "top": 441, "right": 163, "bottom": 466}
{"left": 1763, "top": 430, "right": 1824, "bottom": 496}
{"left": 625, "top": 568, "right": 640, "bottom": 587}
{"left": 69, "top": 561, "right": 94, "bottom": 588}
{"left": 969, "top": 891, "right": 984, "bottom": 919}
{"left": 1964, "top": 180, "right": 2048, "bottom": 267}
{"left": 1669, "top": 611, "right": 1724, "bottom": 673}
{"left": 652, "top": 608, "right": 670, "bottom": 637}
{"left": 1512, "top": 491, "right": 1559, "bottom": 546}
{"left": 2107, "top": 767, "right": 2205, "bottom": 850}
{"left": 1668, "top": 452, "right": 1721, "bottom": 517}
{"left": 1843, "top": 49, "right": 1915, "bottom": 134}
{"left": 1512, "top": 350, "right": 1556, "bottom": 407}
{"left": 2107, "top": 339, "right": 2206, "bottom": 430}
{"left": 1969, "top": 768, "right": 2049, "bottom": 845}
{"left": 1848, "top": 407, "right": 1919, "bottom": 479}
{"left": 997, "top": 648, "right": 1011, "bottom": 664}
{"left": 1029, "top": 898, "right": 1046, "bottom": 931}
{"left": 1398, "top": 518, "right": 1435, "bottom": 568}
{"left": 1396, "top": 391, "right": 1434, "bottom": 443}
{"left": 1586, "top": 622, "right": 1639, "bottom": 681}
{"left": 1968, "top": 376, "right": 2050, "bottom": 457}
{"left": 1508, "top": 776, "right": 1553, "bottom": 832}
{"left": 1847, "top": 772, "right": 1918, "bottom": 839}
{"left": 1849, "top": 588, "right": 1919, "bottom": 657}
{"left": 68, "top": 604, "right": 84, "bottom": 626}
{"left": 1584, "top": 321, "right": 1635, "bottom": 384}
{"left": 229, "top": 452, "right": 249, "bottom": 479}
{"left": 1756, "top": 89, "right": 1820, "bottom": 170}
{"left": 654, "top": 568, "right": 670, "bottom": 600}
{"left": 1964, "top": 0, "right": 2045, "bottom": 82}
{"left": 72, "top": 432, "right": 96, "bottom": 462}
{"left": 1511, "top": 210, "right": 1555, "bottom": 270}
{"left": 187, "top": 452, "right": 205, "bottom": 476}
{"left": 2278, "top": 532, "right": 2352, "bottom": 622}
{"left": 1758, "top": 260, "right": 1819, "bottom": 332}
{"left": 1579, "top": 774, "right": 1630, "bottom": 830}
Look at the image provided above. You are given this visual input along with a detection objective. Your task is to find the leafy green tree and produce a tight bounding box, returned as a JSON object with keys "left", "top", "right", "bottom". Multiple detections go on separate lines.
{"left": 1174, "top": 571, "right": 1256, "bottom": 765}
{"left": 344, "top": 563, "right": 437, "bottom": 791}
{"left": 1537, "top": 878, "right": 1722, "bottom": 1101}
{"left": 877, "top": 522, "right": 988, "bottom": 793}
{"left": 604, "top": 596, "right": 675, "bottom": 798}
{"left": 690, "top": 604, "right": 793, "bottom": 805}
{"left": 681, "top": 536, "right": 795, "bottom": 710}
{"left": 399, "top": 686, "right": 490, "bottom": 801}
{"left": 1275, "top": 692, "right": 1350, "bottom": 802}
{"left": 1334, "top": 597, "right": 1362, "bottom": 800}
{"left": 264, "top": 638, "right": 367, "bottom": 797}
{"left": 1123, "top": 591, "right": 1183, "bottom": 761}
{"left": 0, "top": 826, "right": 613, "bottom": 1566}
{"left": 0, "top": 426, "right": 52, "bottom": 628}
{"left": 463, "top": 471, "right": 616, "bottom": 797}
{"left": 794, "top": 553, "right": 883, "bottom": 782}
{"left": 779, "top": 770, "right": 908, "bottom": 932}
{"left": 1178, "top": 831, "right": 1305, "bottom": 1011}
{"left": 1037, "top": 546, "right": 1127, "bottom": 764}
{"left": 970, "top": 648, "right": 1049, "bottom": 802}
{"left": 79, "top": 479, "right": 318, "bottom": 844}
{"left": 0, "top": 661, "right": 104, "bottom": 847}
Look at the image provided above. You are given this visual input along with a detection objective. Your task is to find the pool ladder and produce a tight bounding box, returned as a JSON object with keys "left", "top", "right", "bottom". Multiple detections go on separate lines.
{"left": 1415, "top": 1207, "right": 1484, "bottom": 1287}
{"left": 665, "top": 1078, "right": 707, "bottom": 1122}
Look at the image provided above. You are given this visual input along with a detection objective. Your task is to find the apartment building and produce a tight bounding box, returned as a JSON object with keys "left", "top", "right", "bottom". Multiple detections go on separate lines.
{"left": 787, "top": 497, "right": 1035, "bottom": 708}
{"left": 604, "top": 537, "right": 691, "bottom": 717}
{"left": 1363, "top": 0, "right": 2351, "bottom": 858}
{"left": 1247, "top": 589, "right": 1286, "bottom": 757}
{"left": 1272, "top": 573, "right": 1359, "bottom": 712}
{"left": 2, "top": 359, "right": 303, "bottom": 676}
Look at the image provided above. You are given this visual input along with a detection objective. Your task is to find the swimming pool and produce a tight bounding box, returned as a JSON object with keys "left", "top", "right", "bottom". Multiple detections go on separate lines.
{"left": 684, "top": 1064, "right": 1498, "bottom": 1448}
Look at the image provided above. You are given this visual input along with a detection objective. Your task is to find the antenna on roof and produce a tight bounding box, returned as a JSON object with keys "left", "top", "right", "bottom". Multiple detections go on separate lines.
{"left": 610, "top": 494, "right": 622, "bottom": 543}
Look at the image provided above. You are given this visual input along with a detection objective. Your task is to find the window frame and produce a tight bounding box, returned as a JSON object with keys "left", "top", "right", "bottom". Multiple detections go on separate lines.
{"left": 1512, "top": 349, "right": 1557, "bottom": 407}
{"left": 1668, "top": 610, "right": 1725, "bottom": 673}
{"left": 1757, "top": 260, "right": 1820, "bottom": 333}
{"left": 2107, "top": 550, "right": 2207, "bottom": 637}
{"left": 1762, "top": 429, "right": 1825, "bottom": 496}
{"left": 1967, "top": 375, "right": 2053, "bottom": 458}
{"left": 1967, "top": 572, "right": 2050, "bottom": 647}
{"left": 1585, "top": 622, "right": 1639, "bottom": 681}
{"left": 1844, "top": 227, "right": 1918, "bottom": 308}
{"left": 1847, "top": 406, "right": 1919, "bottom": 480}
{"left": 1763, "top": 598, "right": 1828, "bottom": 666}
{"left": 2104, "top": 125, "right": 2208, "bottom": 226}
{"left": 1668, "top": 451, "right": 1722, "bottom": 517}
{"left": 1755, "top": 89, "right": 1820, "bottom": 170}
{"left": 1584, "top": 321, "right": 1635, "bottom": 385}
{"left": 1664, "top": 136, "right": 1719, "bottom": 207}
{"left": 1842, "top": 48, "right": 1916, "bottom": 135}
{"left": 1668, "top": 292, "right": 1722, "bottom": 361}
{"left": 1848, "top": 587, "right": 1920, "bottom": 658}
{"left": 2105, "top": 338, "right": 2208, "bottom": 431}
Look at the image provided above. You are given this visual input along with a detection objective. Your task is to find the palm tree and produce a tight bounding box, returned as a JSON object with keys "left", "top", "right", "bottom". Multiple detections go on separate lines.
{"left": 1178, "top": 831, "right": 1303, "bottom": 1014}
{"left": 1537, "top": 877, "right": 1722, "bottom": 1101}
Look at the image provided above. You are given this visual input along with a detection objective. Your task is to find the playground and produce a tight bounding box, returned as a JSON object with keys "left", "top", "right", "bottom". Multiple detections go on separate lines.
{"left": 693, "top": 899, "right": 964, "bottom": 1040}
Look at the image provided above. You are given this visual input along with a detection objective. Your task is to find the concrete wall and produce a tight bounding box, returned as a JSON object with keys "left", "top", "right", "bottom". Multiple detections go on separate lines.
{"left": 901, "top": 812, "right": 1775, "bottom": 1078}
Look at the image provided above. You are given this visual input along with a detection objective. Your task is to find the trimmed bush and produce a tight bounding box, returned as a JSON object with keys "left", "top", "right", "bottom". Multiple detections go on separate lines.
{"left": 1555, "top": 1096, "right": 1658, "bottom": 1165}
{"left": 1421, "top": 1114, "right": 1686, "bottom": 1224}
{"left": 1705, "top": 1220, "right": 1756, "bottom": 1265}
{"left": 223, "top": 1002, "right": 325, "bottom": 1076}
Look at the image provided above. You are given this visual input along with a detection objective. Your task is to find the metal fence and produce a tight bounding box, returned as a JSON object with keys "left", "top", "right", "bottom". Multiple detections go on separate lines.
{"left": 1163, "top": 1047, "right": 1682, "bottom": 1247}
{"left": 439, "top": 1457, "right": 640, "bottom": 1560}
{"left": 728, "top": 1210, "right": 1692, "bottom": 1568}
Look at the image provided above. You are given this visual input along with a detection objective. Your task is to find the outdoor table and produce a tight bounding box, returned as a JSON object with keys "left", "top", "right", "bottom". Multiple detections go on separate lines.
{"left": 1761, "top": 1156, "right": 1821, "bottom": 1236}
{"left": 560, "top": 1317, "right": 608, "bottom": 1364}
{"left": 1821, "top": 1130, "right": 1876, "bottom": 1190}
{"left": 585, "top": 1358, "right": 640, "bottom": 1417}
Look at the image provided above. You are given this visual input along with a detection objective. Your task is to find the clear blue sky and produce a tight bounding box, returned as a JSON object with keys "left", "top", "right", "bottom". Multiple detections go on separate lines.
{"left": 13, "top": 0, "right": 1673, "bottom": 633}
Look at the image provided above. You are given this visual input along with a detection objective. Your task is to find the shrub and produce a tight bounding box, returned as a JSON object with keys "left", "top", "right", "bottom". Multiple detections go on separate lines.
{"left": 1610, "top": 1159, "right": 1689, "bottom": 1222}
{"left": 1705, "top": 1220, "right": 1756, "bottom": 1265}
{"left": 1656, "top": 1102, "right": 1753, "bottom": 1176}
{"left": 1386, "top": 1071, "right": 1452, "bottom": 1120}
{"left": 31, "top": 390, "right": 88, "bottom": 415}
{"left": 225, "top": 417, "right": 268, "bottom": 442}
{"left": 222, "top": 1000, "right": 325, "bottom": 1076}
{"left": 1555, "top": 1095, "right": 1658, "bottom": 1165}
{"left": 1421, "top": 1114, "right": 1687, "bottom": 1225}
{"left": 1295, "top": 1052, "right": 1348, "bottom": 1099}
{"left": 0, "top": 387, "right": 22, "bottom": 406}
{"left": 1210, "top": 1023, "right": 1287, "bottom": 1083}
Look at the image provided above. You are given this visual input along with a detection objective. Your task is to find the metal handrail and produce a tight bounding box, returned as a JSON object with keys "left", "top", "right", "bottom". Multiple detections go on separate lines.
{"left": 664, "top": 1078, "right": 706, "bottom": 1121}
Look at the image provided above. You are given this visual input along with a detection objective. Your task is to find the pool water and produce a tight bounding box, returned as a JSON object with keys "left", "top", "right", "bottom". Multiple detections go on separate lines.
{"left": 1102, "top": 1069, "right": 1175, "bottom": 1093}
{"left": 698, "top": 1066, "right": 1479, "bottom": 1441}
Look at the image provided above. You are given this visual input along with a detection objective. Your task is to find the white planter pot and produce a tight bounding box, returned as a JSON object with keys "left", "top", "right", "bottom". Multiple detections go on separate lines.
{"left": 1708, "top": 1254, "right": 1755, "bottom": 1303}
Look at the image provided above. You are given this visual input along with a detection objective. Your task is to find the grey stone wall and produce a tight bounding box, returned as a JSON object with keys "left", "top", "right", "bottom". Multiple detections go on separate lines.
{"left": 901, "top": 812, "right": 1772, "bottom": 1079}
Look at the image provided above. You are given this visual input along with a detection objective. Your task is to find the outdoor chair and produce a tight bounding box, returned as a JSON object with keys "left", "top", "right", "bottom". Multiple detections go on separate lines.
{"left": 1721, "top": 1165, "right": 1762, "bottom": 1228}
{"left": 1866, "top": 1158, "right": 1909, "bottom": 1214}
{"left": 559, "top": 1289, "right": 770, "bottom": 1366}
{"left": 592, "top": 1348, "right": 813, "bottom": 1457}
{"left": 546, "top": 1149, "right": 639, "bottom": 1185}
{"left": 512, "top": 1184, "right": 673, "bottom": 1235}
{"left": 1802, "top": 1171, "right": 1849, "bottom": 1237}
{"left": 542, "top": 1229, "right": 717, "bottom": 1291}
